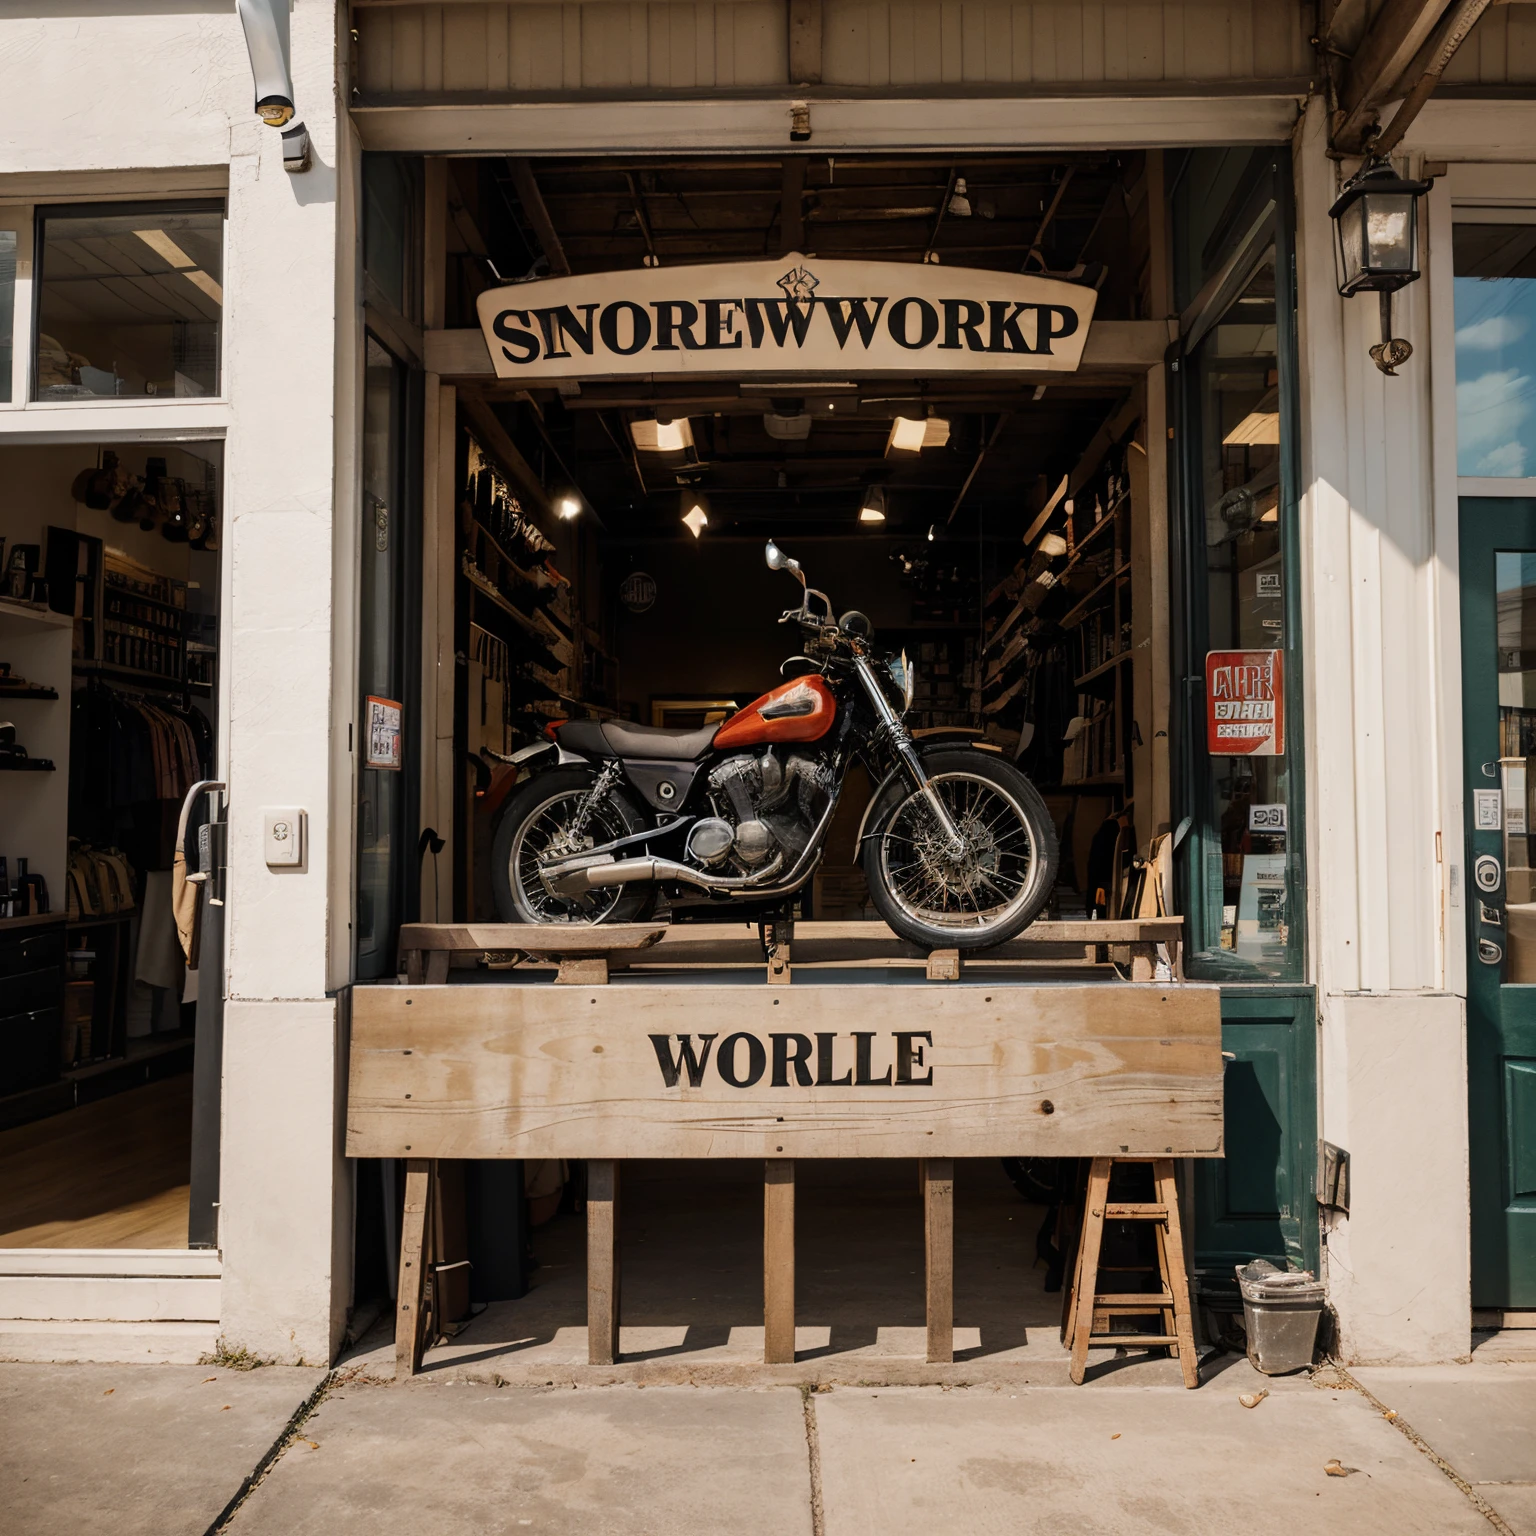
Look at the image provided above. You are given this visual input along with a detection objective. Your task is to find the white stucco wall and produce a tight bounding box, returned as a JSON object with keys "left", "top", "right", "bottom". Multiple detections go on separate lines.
{"left": 1293, "top": 98, "right": 1474, "bottom": 1362}
{"left": 0, "top": 0, "right": 353, "bottom": 1364}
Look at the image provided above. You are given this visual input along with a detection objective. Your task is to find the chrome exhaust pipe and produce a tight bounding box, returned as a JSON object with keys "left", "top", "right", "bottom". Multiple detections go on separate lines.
{"left": 544, "top": 852, "right": 784, "bottom": 898}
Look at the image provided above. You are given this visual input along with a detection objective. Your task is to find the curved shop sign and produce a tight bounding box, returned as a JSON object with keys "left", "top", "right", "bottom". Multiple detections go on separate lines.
{"left": 475, "top": 254, "right": 1096, "bottom": 379}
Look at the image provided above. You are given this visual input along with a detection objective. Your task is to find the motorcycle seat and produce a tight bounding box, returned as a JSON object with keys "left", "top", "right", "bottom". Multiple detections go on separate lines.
{"left": 555, "top": 718, "right": 720, "bottom": 761}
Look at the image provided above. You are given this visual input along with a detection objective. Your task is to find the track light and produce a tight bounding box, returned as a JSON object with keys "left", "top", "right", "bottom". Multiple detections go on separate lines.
{"left": 948, "top": 177, "right": 973, "bottom": 218}
{"left": 859, "top": 486, "right": 887, "bottom": 524}
{"left": 556, "top": 494, "right": 582, "bottom": 520}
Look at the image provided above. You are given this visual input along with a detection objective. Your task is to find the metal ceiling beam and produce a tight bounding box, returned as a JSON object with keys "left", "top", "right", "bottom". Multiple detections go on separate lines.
{"left": 505, "top": 158, "right": 571, "bottom": 277}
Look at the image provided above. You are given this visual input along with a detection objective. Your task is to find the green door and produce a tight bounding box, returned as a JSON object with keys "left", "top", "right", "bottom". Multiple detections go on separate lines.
{"left": 1461, "top": 499, "right": 1536, "bottom": 1309}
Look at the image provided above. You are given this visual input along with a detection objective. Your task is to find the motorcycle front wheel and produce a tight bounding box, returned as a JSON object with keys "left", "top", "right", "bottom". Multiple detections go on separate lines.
{"left": 491, "top": 767, "right": 655, "bottom": 926}
{"left": 860, "top": 747, "right": 1059, "bottom": 951}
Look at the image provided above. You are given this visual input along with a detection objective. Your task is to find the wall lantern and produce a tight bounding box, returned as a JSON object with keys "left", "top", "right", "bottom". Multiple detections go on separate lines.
{"left": 1329, "top": 157, "right": 1432, "bottom": 376}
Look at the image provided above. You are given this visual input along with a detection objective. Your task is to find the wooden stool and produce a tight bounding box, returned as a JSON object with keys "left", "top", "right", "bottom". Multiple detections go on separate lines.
{"left": 1063, "top": 1156, "right": 1198, "bottom": 1388}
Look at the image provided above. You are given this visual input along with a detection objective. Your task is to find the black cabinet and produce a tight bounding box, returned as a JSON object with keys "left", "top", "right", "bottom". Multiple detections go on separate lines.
{"left": 0, "top": 915, "right": 65, "bottom": 1097}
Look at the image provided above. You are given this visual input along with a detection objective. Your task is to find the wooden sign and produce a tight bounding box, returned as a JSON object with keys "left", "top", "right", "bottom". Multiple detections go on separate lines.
{"left": 345, "top": 983, "right": 1224, "bottom": 1160}
{"left": 474, "top": 254, "right": 1097, "bottom": 382}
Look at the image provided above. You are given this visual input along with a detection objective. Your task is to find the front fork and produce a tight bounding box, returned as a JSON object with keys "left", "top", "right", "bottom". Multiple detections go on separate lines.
{"left": 852, "top": 654, "right": 967, "bottom": 851}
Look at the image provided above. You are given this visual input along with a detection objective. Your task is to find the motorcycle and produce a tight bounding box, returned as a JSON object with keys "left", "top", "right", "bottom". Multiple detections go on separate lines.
{"left": 491, "top": 541, "right": 1059, "bottom": 950}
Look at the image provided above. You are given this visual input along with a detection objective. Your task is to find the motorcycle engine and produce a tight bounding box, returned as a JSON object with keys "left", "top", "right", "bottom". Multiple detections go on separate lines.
{"left": 703, "top": 749, "right": 834, "bottom": 873}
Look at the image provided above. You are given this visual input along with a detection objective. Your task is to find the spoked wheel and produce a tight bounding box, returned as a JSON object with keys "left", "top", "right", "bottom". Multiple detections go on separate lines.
{"left": 491, "top": 767, "right": 654, "bottom": 926}
{"left": 862, "top": 748, "right": 1058, "bottom": 950}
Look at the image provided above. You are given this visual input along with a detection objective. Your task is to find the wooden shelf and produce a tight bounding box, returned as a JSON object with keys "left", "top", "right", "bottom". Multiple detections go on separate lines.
{"left": 0, "top": 687, "right": 60, "bottom": 700}
{"left": 1075, "top": 651, "right": 1132, "bottom": 687}
{"left": 0, "top": 598, "right": 71, "bottom": 631}
{"left": 1060, "top": 562, "right": 1131, "bottom": 629}
{"left": 1061, "top": 771, "right": 1125, "bottom": 787}
{"left": 0, "top": 758, "right": 56, "bottom": 772}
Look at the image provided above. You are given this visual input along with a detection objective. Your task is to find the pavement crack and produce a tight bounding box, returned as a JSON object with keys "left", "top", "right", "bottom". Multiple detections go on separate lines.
{"left": 1334, "top": 1366, "right": 1517, "bottom": 1536}
{"left": 799, "top": 1384, "right": 826, "bottom": 1536}
{"left": 204, "top": 1370, "right": 336, "bottom": 1535}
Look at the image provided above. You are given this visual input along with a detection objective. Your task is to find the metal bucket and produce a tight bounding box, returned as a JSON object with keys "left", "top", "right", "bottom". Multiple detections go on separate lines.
{"left": 1236, "top": 1260, "right": 1325, "bottom": 1375}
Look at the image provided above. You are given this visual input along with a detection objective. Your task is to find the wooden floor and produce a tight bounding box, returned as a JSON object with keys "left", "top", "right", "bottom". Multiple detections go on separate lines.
{"left": 0, "top": 1073, "right": 192, "bottom": 1248}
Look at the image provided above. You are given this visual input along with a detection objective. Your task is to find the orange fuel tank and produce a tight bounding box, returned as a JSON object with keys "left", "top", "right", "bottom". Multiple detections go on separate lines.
{"left": 713, "top": 675, "right": 837, "bottom": 750}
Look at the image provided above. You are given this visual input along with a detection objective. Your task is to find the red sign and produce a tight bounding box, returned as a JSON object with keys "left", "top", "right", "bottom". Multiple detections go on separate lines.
{"left": 1206, "top": 650, "right": 1284, "bottom": 756}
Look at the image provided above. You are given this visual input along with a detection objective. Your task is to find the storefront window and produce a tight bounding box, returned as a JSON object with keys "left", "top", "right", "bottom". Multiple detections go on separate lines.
{"left": 356, "top": 336, "right": 418, "bottom": 978}
{"left": 1454, "top": 223, "right": 1536, "bottom": 477}
{"left": 1177, "top": 236, "right": 1303, "bottom": 982}
{"left": 33, "top": 203, "right": 223, "bottom": 401}
{"left": 0, "top": 228, "right": 15, "bottom": 401}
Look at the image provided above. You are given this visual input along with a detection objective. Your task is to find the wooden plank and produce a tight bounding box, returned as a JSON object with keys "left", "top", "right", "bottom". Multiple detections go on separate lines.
{"left": 587, "top": 1158, "right": 620, "bottom": 1364}
{"left": 764, "top": 1159, "right": 795, "bottom": 1363}
{"left": 557, "top": 955, "right": 609, "bottom": 985}
{"left": 1068, "top": 1157, "right": 1112, "bottom": 1385}
{"left": 923, "top": 1157, "right": 954, "bottom": 1364}
{"left": 346, "top": 982, "right": 1224, "bottom": 1161}
{"left": 788, "top": 0, "right": 823, "bottom": 83}
{"left": 1155, "top": 1159, "right": 1200, "bottom": 1388}
{"left": 396, "top": 922, "right": 667, "bottom": 955}
{"left": 395, "top": 1159, "right": 432, "bottom": 1380}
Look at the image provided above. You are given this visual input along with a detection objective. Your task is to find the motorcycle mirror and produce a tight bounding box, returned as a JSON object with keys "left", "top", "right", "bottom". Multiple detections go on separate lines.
{"left": 765, "top": 540, "right": 801, "bottom": 576}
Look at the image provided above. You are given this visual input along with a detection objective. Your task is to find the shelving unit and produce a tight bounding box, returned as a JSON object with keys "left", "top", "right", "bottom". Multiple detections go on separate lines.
{"left": 0, "top": 599, "right": 72, "bottom": 908}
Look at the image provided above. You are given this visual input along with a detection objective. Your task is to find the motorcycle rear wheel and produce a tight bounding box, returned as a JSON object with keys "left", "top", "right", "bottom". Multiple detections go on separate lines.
{"left": 860, "top": 747, "right": 1058, "bottom": 951}
{"left": 491, "top": 767, "right": 655, "bottom": 926}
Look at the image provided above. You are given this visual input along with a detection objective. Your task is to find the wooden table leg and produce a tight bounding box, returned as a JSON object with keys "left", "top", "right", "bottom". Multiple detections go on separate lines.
{"left": 395, "top": 1158, "right": 433, "bottom": 1380}
{"left": 1068, "top": 1158, "right": 1112, "bottom": 1385}
{"left": 1154, "top": 1159, "right": 1200, "bottom": 1389}
{"left": 764, "top": 1159, "right": 795, "bottom": 1363}
{"left": 1129, "top": 942, "right": 1155, "bottom": 980}
{"left": 587, "top": 1159, "right": 621, "bottom": 1365}
{"left": 425, "top": 950, "right": 451, "bottom": 984}
{"left": 923, "top": 1158, "right": 954, "bottom": 1364}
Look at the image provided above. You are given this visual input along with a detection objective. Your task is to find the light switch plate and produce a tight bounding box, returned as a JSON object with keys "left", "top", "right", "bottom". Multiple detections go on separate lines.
{"left": 263, "top": 808, "right": 305, "bottom": 867}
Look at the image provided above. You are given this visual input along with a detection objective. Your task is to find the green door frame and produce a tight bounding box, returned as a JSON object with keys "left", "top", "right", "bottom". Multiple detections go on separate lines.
{"left": 1459, "top": 497, "right": 1536, "bottom": 1309}
{"left": 1194, "top": 987, "right": 1319, "bottom": 1299}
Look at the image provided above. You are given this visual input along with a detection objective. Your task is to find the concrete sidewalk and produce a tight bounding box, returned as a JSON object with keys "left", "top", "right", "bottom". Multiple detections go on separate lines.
{"left": 3, "top": 1355, "right": 1533, "bottom": 1535}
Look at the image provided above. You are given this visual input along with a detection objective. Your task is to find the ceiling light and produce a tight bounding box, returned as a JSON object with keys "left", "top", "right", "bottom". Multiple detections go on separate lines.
{"left": 556, "top": 495, "right": 581, "bottom": 520}
{"left": 948, "top": 177, "right": 973, "bottom": 218}
{"left": 681, "top": 493, "right": 709, "bottom": 538}
{"left": 927, "top": 524, "right": 936, "bottom": 542}
{"left": 134, "top": 229, "right": 195, "bottom": 269}
{"left": 630, "top": 417, "right": 695, "bottom": 453}
{"left": 886, "top": 415, "right": 950, "bottom": 454}
{"left": 859, "top": 486, "right": 887, "bottom": 524}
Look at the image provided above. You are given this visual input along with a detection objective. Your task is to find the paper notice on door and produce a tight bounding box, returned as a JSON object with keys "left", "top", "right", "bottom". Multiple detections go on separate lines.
{"left": 365, "top": 695, "right": 403, "bottom": 771}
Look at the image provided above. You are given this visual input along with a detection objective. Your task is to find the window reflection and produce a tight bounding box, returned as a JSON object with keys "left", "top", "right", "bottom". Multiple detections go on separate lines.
{"left": 1454, "top": 224, "right": 1536, "bottom": 477}
{"left": 34, "top": 204, "right": 223, "bottom": 401}
{"left": 1191, "top": 251, "right": 1297, "bottom": 978}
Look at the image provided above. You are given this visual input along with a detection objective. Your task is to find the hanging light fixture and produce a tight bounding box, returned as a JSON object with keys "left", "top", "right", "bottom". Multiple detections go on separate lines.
{"left": 1329, "top": 156, "right": 1432, "bottom": 375}
{"left": 681, "top": 491, "right": 710, "bottom": 538}
{"left": 556, "top": 494, "right": 582, "bottom": 520}
{"left": 630, "top": 416, "right": 695, "bottom": 453}
{"left": 859, "top": 486, "right": 888, "bottom": 524}
{"left": 886, "top": 413, "right": 951, "bottom": 455}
